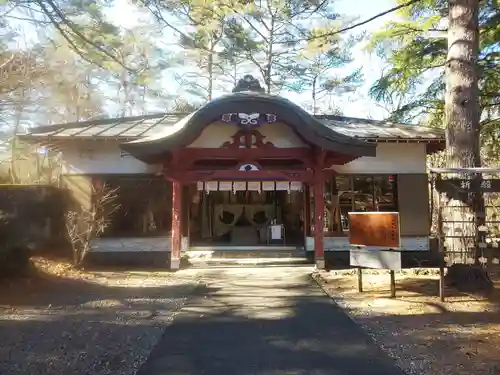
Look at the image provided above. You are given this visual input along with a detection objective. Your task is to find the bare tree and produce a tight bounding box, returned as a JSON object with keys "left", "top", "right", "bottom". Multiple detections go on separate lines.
{"left": 65, "top": 182, "right": 120, "bottom": 267}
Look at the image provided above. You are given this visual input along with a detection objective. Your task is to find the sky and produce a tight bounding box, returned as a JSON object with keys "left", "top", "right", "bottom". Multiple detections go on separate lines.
{"left": 103, "top": 0, "right": 398, "bottom": 120}
{"left": 286, "top": 0, "right": 397, "bottom": 119}
{"left": 7, "top": 0, "right": 399, "bottom": 121}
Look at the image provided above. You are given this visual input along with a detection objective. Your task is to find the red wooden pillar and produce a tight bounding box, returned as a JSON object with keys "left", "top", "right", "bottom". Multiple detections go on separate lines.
{"left": 171, "top": 180, "right": 182, "bottom": 270}
{"left": 303, "top": 184, "right": 311, "bottom": 238}
{"left": 314, "top": 171, "right": 325, "bottom": 269}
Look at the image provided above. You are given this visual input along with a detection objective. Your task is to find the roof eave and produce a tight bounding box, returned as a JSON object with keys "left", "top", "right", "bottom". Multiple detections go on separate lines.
{"left": 121, "top": 93, "right": 379, "bottom": 160}
{"left": 18, "top": 134, "right": 445, "bottom": 145}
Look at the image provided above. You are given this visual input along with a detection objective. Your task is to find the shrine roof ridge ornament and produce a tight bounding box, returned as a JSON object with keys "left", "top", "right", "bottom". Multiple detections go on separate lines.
{"left": 232, "top": 75, "right": 265, "bottom": 93}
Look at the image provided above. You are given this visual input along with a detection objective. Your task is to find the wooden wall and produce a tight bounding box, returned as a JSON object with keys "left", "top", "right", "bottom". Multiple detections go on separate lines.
{"left": 397, "top": 174, "right": 430, "bottom": 236}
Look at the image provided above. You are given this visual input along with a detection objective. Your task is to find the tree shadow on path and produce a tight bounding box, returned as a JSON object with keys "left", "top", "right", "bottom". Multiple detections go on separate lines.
{"left": 138, "top": 270, "right": 404, "bottom": 375}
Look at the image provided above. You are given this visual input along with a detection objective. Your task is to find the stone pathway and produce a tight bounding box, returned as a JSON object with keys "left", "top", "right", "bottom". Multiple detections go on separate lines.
{"left": 137, "top": 266, "right": 404, "bottom": 375}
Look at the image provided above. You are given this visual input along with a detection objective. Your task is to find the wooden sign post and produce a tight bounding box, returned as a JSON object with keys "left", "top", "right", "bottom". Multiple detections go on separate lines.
{"left": 348, "top": 212, "right": 401, "bottom": 248}
{"left": 348, "top": 212, "right": 401, "bottom": 298}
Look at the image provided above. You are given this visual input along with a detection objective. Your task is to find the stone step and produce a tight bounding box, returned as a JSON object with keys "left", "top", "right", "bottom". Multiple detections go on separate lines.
{"left": 185, "top": 257, "right": 312, "bottom": 268}
{"left": 184, "top": 248, "right": 312, "bottom": 268}
{"left": 185, "top": 249, "right": 307, "bottom": 260}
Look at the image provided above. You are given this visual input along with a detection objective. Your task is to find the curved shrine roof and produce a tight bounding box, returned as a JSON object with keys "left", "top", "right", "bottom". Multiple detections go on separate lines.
{"left": 120, "top": 92, "right": 377, "bottom": 161}
{"left": 21, "top": 93, "right": 445, "bottom": 161}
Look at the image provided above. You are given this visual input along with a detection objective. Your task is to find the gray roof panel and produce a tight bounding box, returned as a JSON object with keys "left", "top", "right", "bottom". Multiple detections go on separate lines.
{"left": 318, "top": 116, "right": 443, "bottom": 140}
{"left": 119, "top": 116, "right": 176, "bottom": 137}
{"left": 20, "top": 112, "right": 444, "bottom": 141}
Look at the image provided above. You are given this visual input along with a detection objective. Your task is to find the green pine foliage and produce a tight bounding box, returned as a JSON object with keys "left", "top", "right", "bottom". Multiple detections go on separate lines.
{"left": 368, "top": 0, "right": 499, "bottom": 148}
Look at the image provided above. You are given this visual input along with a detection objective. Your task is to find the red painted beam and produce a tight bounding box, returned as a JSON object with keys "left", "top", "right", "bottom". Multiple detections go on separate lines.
{"left": 163, "top": 168, "right": 315, "bottom": 183}
{"left": 160, "top": 147, "right": 357, "bottom": 170}
{"left": 176, "top": 147, "right": 315, "bottom": 165}
{"left": 314, "top": 171, "right": 325, "bottom": 261}
{"left": 171, "top": 181, "right": 182, "bottom": 269}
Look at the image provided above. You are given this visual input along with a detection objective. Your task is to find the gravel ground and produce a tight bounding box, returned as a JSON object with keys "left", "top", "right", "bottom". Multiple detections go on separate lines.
{"left": 313, "top": 268, "right": 500, "bottom": 375}
{"left": 0, "top": 258, "right": 202, "bottom": 375}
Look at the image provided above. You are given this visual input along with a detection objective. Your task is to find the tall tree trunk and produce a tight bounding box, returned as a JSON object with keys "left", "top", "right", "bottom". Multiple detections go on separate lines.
{"left": 445, "top": 0, "right": 480, "bottom": 169}
{"left": 443, "top": 0, "right": 491, "bottom": 291}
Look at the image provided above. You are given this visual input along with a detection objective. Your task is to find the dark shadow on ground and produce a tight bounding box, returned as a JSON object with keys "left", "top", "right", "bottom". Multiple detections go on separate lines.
{"left": 0, "top": 263, "right": 200, "bottom": 375}
{"left": 0, "top": 318, "right": 165, "bottom": 375}
{"left": 0, "top": 268, "right": 195, "bottom": 308}
{"left": 317, "top": 267, "right": 500, "bottom": 375}
{"left": 348, "top": 303, "right": 500, "bottom": 375}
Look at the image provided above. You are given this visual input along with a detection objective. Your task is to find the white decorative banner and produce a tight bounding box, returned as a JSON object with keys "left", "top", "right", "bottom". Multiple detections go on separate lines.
{"left": 233, "top": 181, "right": 247, "bottom": 191}
{"left": 262, "top": 181, "right": 275, "bottom": 191}
{"left": 197, "top": 180, "right": 302, "bottom": 191}
{"left": 290, "top": 181, "right": 303, "bottom": 191}
{"left": 206, "top": 181, "right": 218, "bottom": 192}
{"left": 276, "top": 181, "right": 290, "bottom": 191}
{"left": 247, "top": 181, "right": 261, "bottom": 191}
{"left": 218, "top": 181, "right": 232, "bottom": 191}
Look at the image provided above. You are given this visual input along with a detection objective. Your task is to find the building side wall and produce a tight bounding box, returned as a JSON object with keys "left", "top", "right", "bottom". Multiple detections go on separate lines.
{"left": 57, "top": 138, "right": 431, "bottom": 256}
{"left": 333, "top": 143, "right": 427, "bottom": 174}
{"left": 397, "top": 174, "right": 430, "bottom": 236}
{"left": 60, "top": 174, "right": 93, "bottom": 211}
{"left": 60, "top": 141, "right": 156, "bottom": 175}
{"left": 59, "top": 140, "right": 428, "bottom": 175}
{"left": 305, "top": 173, "right": 431, "bottom": 252}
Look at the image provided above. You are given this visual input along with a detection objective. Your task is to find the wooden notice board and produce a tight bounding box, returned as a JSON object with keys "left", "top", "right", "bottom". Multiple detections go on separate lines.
{"left": 348, "top": 212, "right": 401, "bottom": 248}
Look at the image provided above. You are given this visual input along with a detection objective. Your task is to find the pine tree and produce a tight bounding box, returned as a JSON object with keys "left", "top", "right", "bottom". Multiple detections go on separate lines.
{"left": 367, "top": 0, "right": 499, "bottom": 149}
{"left": 285, "top": 40, "right": 363, "bottom": 114}
{"left": 222, "top": 0, "right": 341, "bottom": 94}
{"left": 142, "top": 0, "right": 234, "bottom": 101}
{"left": 1, "top": 0, "right": 130, "bottom": 69}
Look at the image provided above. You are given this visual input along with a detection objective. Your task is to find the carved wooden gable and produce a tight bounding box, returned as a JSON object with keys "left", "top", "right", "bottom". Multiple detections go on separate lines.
{"left": 186, "top": 115, "right": 308, "bottom": 149}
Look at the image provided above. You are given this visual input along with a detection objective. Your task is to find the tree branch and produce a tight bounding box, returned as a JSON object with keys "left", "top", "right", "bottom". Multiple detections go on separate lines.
{"left": 35, "top": 0, "right": 135, "bottom": 71}
{"left": 277, "top": 0, "right": 422, "bottom": 44}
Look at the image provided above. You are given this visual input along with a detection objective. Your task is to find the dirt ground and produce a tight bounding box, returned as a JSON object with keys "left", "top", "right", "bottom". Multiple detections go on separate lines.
{"left": 0, "top": 257, "right": 201, "bottom": 375}
{"left": 314, "top": 267, "right": 500, "bottom": 375}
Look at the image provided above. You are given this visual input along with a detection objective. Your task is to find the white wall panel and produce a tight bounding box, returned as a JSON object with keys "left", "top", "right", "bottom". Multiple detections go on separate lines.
{"left": 332, "top": 143, "right": 427, "bottom": 174}
{"left": 61, "top": 142, "right": 155, "bottom": 174}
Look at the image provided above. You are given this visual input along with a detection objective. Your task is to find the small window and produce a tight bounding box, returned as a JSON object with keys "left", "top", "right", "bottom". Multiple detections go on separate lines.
{"left": 374, "top": 175, "right": 398, "bottom": 211}
{"left": 323, "top": 174, "right": 398, "bottom": 236}
{"left": 337, "top": 176, "right": 352, "bottom": 232}
{"left": 100, "top": 176, "right": 172, "bottom": 237}
{"left": 353, "top": 176, "right": 374, "bottom": 212}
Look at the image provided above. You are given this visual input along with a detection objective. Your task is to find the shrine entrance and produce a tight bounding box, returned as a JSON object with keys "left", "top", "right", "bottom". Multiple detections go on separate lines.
{"left": 189, "top": 181, "right": 305, "bottom": 248}
{"left": 120, "top": 75, "right": 377, "bottom": 268}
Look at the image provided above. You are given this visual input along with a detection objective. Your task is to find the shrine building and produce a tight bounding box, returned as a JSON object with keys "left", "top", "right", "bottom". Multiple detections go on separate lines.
{"left": 20, "top": 75, "right": 445, "bottom": 269}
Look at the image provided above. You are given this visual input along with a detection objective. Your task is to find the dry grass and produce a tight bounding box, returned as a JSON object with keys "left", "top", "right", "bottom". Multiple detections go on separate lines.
{"left": 315, "top": 267, "right": 500, "bottom": 375}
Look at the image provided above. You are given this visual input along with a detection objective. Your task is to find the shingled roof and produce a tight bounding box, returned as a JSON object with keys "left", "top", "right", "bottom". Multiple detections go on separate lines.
{"left": 21, "top": 112, "right": 444, "bottom": 142}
